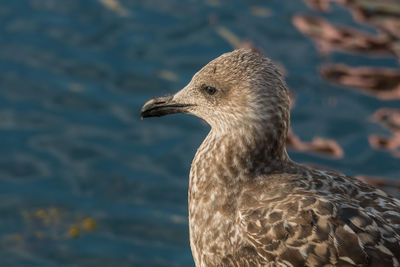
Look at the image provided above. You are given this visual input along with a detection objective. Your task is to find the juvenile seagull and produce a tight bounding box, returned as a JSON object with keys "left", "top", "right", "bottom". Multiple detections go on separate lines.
{"left": 141, "top": 49, "right": 400, "bottom": 266}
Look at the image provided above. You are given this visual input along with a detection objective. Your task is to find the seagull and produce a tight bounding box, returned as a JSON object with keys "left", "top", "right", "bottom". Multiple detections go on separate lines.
{"left": 141, "top": 49, "right": 400, "bottom": 266}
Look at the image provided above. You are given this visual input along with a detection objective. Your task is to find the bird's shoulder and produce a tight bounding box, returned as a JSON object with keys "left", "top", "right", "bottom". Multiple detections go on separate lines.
{"left": 233, "top": 168, "right": 400, "bottom": 266}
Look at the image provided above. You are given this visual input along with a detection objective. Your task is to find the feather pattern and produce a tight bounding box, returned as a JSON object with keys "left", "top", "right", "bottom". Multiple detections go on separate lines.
{"left": 142, "top": 49, "right": 400, "bottom": 266}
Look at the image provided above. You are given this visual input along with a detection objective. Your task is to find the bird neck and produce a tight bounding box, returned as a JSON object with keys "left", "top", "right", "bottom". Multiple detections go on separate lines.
{"left": 192, "top": 123, "right": 290, "bottom": 184}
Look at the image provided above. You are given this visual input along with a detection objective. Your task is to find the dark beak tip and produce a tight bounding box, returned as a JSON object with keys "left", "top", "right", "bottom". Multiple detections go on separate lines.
{"left": 140, "top": 98, "right": 160, "bottom": 120}
{"left": 140, "top": 94, "right": 187, "bottom": 119}
{"left": 139, "top": 108, "right": 150, "bottom": 120}
{"left": 140, "top": 94, "right": 192, "bottom": 119}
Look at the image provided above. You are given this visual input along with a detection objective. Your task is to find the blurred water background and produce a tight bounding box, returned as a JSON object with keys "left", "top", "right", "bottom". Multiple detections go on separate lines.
{"left": 0, "top": 0, "right": 399, "bottom": 266}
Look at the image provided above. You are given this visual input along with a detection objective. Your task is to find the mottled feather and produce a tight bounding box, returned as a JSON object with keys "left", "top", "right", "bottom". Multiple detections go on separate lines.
{"left": 143, "top": 49, "right": 400, "bottom": 266}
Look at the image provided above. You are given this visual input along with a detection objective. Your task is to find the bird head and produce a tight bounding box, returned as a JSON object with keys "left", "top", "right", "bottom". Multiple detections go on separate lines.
{"left": 141, "top": 49, "right": 290, "bottom": 137}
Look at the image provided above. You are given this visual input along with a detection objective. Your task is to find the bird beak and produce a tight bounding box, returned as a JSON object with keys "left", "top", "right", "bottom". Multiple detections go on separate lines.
{"left": 140, "top": 94, "right": 192, "bottom": 119}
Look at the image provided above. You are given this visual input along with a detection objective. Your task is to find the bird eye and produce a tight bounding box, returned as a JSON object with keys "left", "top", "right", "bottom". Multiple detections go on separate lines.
{"left": 203, "top": 86, "right": 217, "bottom": 95}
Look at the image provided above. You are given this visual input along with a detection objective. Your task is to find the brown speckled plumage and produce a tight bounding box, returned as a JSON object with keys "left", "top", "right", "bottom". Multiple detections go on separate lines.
{"left": 141, "top": 49, "right": 400, "bottom": 266}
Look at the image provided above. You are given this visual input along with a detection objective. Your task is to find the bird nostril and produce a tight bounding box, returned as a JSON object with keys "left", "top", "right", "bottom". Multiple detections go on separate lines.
{"left": 153, "top": 95, "right": 173, "bottom": 105}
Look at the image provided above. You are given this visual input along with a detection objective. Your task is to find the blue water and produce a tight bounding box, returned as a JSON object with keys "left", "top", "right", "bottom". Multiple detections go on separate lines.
{"left": 0, "top": 0, "right": 399, "bottom": 266}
